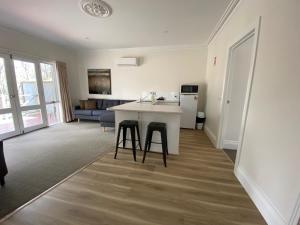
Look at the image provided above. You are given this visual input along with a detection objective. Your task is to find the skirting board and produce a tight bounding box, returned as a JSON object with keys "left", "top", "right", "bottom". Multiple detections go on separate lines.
{"left": 223, "top": 140, "right": 239, "bottom": 150}
{"left": 204, "top": 126, "right": 217, "bottom": 147}
{"left": 289, "top": 193, "right": 300, "bottom": 225}
{"left": 235, "top": 167, "right": 287, "bottom": 225}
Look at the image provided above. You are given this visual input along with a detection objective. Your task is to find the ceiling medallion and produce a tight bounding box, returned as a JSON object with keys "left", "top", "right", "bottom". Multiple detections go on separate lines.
{"left": 80, "top": 0, "right": 112, "bottom": 18}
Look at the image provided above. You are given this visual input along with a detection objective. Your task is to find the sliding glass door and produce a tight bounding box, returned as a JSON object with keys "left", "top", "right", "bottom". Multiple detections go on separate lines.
{"left": 0, "top": 54, "right": 62, "bottom": 140}
{"left": 0, "top": 54, "right": 20, "bottom": 139}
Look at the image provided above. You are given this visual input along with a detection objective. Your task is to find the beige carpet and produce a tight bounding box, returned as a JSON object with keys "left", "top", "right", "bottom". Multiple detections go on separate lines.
{"left": 0, "top": 121, "right": 114, "bottom": 219}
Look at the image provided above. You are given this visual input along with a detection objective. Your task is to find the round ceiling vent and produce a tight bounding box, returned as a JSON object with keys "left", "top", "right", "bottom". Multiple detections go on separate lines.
{"left": 80, "top": 0, "right": 112, "bottom": 18}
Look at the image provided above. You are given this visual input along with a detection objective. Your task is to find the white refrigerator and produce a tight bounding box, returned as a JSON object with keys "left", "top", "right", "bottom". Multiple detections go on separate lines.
{"left": 180, "top": 94, "right": 198, "bottom": 129}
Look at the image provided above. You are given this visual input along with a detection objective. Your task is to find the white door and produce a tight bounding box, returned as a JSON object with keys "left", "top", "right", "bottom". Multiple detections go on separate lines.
{"left": 11, "top": 57, "right": 47, "bottom": 133}
{"left": 0, "top": 54, "right": 21, "bottom": 139}
{"left": 222, "top": 35, "right": 255, "bottom": 150}
{"left": 180, "top": 94, "right": 198, "bottom": 129}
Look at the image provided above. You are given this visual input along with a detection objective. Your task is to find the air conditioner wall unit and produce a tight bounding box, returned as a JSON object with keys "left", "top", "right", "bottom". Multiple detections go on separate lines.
{"left": 116, "top": 57, "right": 139, "bottom": 66}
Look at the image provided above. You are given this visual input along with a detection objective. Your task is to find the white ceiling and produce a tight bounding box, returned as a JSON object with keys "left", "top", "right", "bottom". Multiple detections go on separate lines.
{"left": 0, "top": 0, "right": 231, "bottom": 50}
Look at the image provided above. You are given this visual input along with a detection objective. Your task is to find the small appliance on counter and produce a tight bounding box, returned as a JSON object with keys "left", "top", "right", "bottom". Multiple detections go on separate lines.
{"left": 139, "top": 91, "right": 180, "bottom": 105}
{"left": 180, "top": 84, "right": 199, "bottom": 129}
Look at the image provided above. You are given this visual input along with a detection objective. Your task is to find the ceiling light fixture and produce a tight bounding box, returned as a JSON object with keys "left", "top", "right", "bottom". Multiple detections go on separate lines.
{"left": 80, "top": 0, "right": 112, "bottom": 18}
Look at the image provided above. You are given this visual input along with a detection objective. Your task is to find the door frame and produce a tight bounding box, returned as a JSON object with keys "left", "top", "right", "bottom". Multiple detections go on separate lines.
{"left": 39, "top": 60, "right": 63, "bottom": 126}
{"left": 0, "top": 53, "right": 21, "bottom": 139}
{"left": 216, "top": 17, "right": 261, "bottom": 170}
{"left": 10, "top": 55, "right": 48, "bottom": 133}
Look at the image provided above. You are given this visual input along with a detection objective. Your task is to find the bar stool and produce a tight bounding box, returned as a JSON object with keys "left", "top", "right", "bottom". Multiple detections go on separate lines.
{"left": 143, "top": 122, "right": 168, "bottom": 167}
{"left": 114, "top": 120, "right": 142, "bottom": 161}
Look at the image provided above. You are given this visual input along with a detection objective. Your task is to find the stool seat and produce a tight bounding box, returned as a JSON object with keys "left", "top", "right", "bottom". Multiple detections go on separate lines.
{"left": 148, "top": 122, "right": 166, "bottom": 129}
{"left": 120, "top": 120, "right": 138, "bottom": 126}
{"left": 114, "top": 120, "right": 142, "bottom": 161}
{"left": 143, "top": 122, "right": 168, "bottom": 167}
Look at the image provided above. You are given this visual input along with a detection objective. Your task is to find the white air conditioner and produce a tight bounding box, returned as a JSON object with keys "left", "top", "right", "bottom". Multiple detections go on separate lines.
{"left": 116, "top": 57, "right": 139, "bottom": 66}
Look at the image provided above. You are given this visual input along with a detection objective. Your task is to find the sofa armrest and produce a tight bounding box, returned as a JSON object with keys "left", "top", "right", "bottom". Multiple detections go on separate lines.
{"left": 99, "top": 111, "right": 115, "bottom": 123}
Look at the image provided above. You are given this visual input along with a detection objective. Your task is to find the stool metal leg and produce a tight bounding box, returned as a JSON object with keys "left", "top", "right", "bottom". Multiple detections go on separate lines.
{"left": 147, "top": 130, "right": 153, "bottom": 152}
{"left": 136, "top": 125, "right": 142, "bottom": 151}
{"left": 144, "top": 128, "right": 149, "bottom": 152}
{"left": 114, "top": 125, "right": 122, "bottom": 159}
{"left": 143, "top": 128, "right": 150, "bottom": 163}
{"left": 161, "top": 129, "right": 168, "bottom": 167}
{"left": 165, "top": 132, "right": 169, "bottom": 155}
{"left": 122, "top": 127, "right": 127, "bottom": 149}
{"left": 130, "top": 127, "right": 137, "bottom": 161}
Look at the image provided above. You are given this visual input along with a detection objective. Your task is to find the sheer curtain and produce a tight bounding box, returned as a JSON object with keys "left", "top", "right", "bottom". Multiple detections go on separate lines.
{"left": 56, "top": 61, "right": 73, "bottom": 123}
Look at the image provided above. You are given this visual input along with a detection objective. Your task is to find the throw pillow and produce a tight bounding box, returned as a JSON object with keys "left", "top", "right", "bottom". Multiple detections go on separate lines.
{"left": 85, "top": 100, "right": 96, "bottom": 109}
{"left": 80, "top": 100, "right": 86, "bottom": 109}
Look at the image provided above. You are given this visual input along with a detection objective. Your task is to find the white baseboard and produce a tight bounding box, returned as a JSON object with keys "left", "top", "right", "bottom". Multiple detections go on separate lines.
{"left": 289, "top": 193, "right": 300, "bottom": 225}
{"left": 223, "top": 140, "right": 239, "bottom": 150}
{"left": 235, "top": 167, "right": 287, "bottom": 225}
{"left": 204, "top": 126, "right": 217, "bottom": 147}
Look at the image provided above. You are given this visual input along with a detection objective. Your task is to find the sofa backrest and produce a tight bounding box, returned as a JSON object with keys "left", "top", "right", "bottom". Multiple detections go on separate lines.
{"left": 89, "top": 99, "right": 135, "bottom": 110}
{"left": 95, "top": 99, "right": 103, "bottom": 109}
{"left": 101, "top": 99, "right": 121, "bottom": 109}
{"left": 120, "top": 100, "right": 135, "bottom": 105}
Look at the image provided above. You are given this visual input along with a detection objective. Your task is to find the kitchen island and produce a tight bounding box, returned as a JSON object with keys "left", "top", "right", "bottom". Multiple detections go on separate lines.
{"left": 109, "top": 101, "right": 182, "bottom": 155}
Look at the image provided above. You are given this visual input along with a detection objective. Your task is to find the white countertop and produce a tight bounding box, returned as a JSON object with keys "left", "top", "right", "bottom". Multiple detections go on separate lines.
{"left": 109, "top": 101, "right": 182, "bottom": 114}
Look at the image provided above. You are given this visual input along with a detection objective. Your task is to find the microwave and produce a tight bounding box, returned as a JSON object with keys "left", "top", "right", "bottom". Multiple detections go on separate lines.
{"left": 181, "top": 85, "right": 198, "bottom": 94}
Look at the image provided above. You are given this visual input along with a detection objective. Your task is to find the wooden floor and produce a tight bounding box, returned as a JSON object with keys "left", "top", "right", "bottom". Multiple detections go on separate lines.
{"left": 1, "top": 130, "right": 266, "bottom": 225}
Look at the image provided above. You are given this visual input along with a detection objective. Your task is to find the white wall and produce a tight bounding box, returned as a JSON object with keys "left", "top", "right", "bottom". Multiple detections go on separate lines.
{"left": 76, "top": 46, "right": 207, "bottom": 111}
{"left": 0, "top": 26, "right": 79, "bottom": 104}
{"left": 205, "top": 0, "right": 300, "bottom": 224}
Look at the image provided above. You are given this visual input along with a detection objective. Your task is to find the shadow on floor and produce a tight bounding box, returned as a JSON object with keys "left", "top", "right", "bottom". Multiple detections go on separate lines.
{"left": 223, "top": 149, "right": 237, "bottom": 163}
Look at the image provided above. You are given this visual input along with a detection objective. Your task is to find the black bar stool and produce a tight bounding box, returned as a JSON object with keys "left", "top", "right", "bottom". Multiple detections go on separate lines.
{"left": 143, "top": 122, "right": 168, "bottom": 167}
{"left": 114, "top": 120, "right": 142, "bottom": 161}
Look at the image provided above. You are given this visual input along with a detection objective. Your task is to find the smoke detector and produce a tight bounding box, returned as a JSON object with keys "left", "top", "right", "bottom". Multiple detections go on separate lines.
{"left": 80, "top": 0, "right": 112, "bottom": 18}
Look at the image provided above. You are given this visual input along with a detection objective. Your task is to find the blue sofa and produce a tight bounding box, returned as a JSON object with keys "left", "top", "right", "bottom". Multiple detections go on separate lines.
{"left": 73, "top": 99, "right": 134, "bottom": 128}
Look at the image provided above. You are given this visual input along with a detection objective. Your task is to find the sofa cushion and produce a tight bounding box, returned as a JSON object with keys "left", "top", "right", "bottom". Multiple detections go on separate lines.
{"left": 91, "top": 110, "right": 106, "bottom": 116}
{"left": 74, "top": 109, "right": 93, "bottom": 116}
{"left": 101, "top": 100, "right": 120, "bottom": 109}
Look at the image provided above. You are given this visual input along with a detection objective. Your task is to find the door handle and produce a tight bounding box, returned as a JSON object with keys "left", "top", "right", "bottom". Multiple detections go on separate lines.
{"left": 226, "top": 100, "right": 230, "bottom": 104}
{"left": 10, "top": 94, "right": 15, "bottom": 98}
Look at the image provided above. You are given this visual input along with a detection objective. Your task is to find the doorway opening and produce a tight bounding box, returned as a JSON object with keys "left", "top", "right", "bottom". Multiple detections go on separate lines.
{"left": 222, "top": 34, "right": 255, "bottom": 162}
{"left": 217, "top": 19, "right": 260, "bottom": 167}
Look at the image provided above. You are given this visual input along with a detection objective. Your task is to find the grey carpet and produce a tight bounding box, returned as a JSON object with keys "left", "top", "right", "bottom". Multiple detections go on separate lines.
{"left": 0, "top": 121, "right": 114, "bottom": 219}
